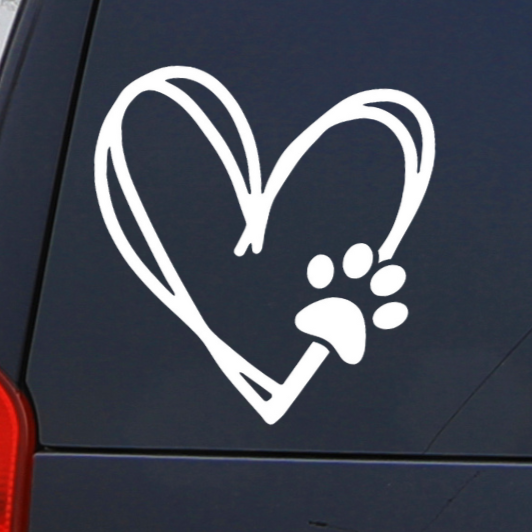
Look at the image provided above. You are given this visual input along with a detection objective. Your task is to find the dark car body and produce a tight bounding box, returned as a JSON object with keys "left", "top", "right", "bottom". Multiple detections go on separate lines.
{"left": 2, "top": 0, "right": 532, "bottom": 530}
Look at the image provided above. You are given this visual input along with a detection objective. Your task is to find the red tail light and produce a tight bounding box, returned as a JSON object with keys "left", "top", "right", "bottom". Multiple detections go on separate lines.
{"left": 0, "top": 370, "right": 34, "bottom": 532}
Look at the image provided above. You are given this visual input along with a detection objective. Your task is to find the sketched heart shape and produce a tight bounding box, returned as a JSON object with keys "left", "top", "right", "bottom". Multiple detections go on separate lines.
{"left": 94, "top": 67, "right": 435, "bottom": 424}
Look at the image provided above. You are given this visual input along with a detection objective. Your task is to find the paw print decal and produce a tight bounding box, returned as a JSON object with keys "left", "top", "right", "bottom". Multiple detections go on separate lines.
{"left": 95, "top": 66, "right": 435, "bottom": 423}
{"left": 296, "top": 244, "right": 408, "bottom": 365}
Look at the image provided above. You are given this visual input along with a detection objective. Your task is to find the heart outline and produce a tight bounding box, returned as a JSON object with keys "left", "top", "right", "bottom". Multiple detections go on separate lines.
{"left": 94, "top": 66, "right": 435, "bottom": 424}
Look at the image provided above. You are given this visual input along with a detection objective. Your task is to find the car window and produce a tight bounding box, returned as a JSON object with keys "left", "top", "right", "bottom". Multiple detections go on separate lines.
{"left": 27, "top": 0, "right": 532, "bottom": 456}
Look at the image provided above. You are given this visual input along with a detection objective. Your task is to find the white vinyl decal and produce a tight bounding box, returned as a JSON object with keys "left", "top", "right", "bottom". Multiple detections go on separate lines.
{"left": 94, "top": 67, "right": 435, "bottom": 424}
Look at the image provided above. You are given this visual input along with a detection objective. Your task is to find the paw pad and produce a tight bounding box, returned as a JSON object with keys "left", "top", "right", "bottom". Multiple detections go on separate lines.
{"left": 296, "top": 244, "right": 408, "bottom": 365}
{"left": 307, "top": 254, "right": 335, "bottom": 289}
{"left": 343, "top": 243, "right": 373, "bottom": 279}
{"left": 305, "top": 244, "right": 408, "bottom": 330}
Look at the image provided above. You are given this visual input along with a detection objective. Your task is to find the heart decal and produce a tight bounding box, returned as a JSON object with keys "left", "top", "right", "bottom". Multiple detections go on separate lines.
{"left": 94, "top": 66, "right": 435, "bottom": 424}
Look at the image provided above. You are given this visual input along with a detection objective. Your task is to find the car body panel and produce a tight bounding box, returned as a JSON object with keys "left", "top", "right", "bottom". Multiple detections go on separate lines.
{"left": 29, "top": 454, "right": 532, "bottom": 532}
